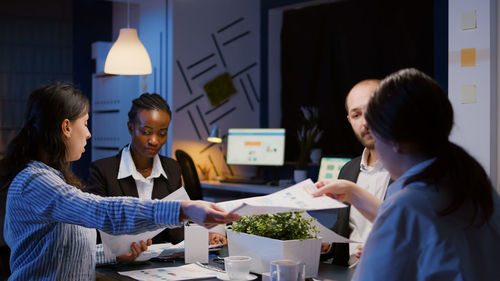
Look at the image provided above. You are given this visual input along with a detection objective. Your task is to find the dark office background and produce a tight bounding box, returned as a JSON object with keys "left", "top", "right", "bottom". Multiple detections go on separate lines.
{"left": 280, "top": 0, "right": 448, "bottom": 162}
{"left": 0, "top": 0, "right": 448, "bottom": 176}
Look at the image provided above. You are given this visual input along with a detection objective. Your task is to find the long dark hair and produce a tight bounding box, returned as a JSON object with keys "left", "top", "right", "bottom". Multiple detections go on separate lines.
{"left": 365, "top": 68, "right": 493, "bottom": 222}
{"left": 128, "top": 93, "right": 172, "bottom": 123}
{"left": 0, "top": 82, "right": 89, "bottom": 190}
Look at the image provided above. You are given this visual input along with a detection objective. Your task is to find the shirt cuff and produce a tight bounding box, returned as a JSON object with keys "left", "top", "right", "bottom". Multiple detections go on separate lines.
{"left": 154, "top": 200, "right": 182, "bottom": 226}
{"left": 96, "top": 244, "right": 117, "bottom": 265}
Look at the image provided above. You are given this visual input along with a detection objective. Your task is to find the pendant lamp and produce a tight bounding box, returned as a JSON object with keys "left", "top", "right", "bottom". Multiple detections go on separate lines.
{"left": 104, "top": 0, "right": 152, "bottom": 75}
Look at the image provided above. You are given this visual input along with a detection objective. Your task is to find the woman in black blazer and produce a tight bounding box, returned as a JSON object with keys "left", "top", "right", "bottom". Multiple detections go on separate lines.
{"left": 86, "top": 93, "right": 225, "bottom": 258}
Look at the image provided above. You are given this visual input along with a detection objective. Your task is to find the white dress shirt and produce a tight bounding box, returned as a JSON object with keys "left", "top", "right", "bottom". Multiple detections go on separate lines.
{"left": 349, "top": 149, "right": 390, "bottom": 261}
{"left": 117, "top": 145, "right": 168, "bottom": 199}
{"left": 353, "top": 159, "right": 500, "bottom": 281}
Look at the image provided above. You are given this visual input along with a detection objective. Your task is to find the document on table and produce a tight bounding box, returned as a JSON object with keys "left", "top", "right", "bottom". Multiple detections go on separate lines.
{"left": 217, "top": 179, "right": 346, "bottom": 216}
{"left": 100, "top": 187, "right": 190, "bottom": 259}
{"left": 118, "top": 263, "right": 219, "bottom": 281}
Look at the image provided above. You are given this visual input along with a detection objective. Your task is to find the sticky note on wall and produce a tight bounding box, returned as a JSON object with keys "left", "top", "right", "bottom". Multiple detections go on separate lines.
{"left": 461, "top": 85, "right": 477, "bottom": 104}
{"left": 461, "top": 48, "right": 476, "bottom": 67}
{"left": 461, "top": 10, "right": 477, "bottom": 30}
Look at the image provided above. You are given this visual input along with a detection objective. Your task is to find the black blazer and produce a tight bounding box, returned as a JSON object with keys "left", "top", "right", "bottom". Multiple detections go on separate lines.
{"left": 322, "top": 156, "right": 362, "bottom": 266}
{"left": 86, "top": 150, "right": 184, "bottom": 244}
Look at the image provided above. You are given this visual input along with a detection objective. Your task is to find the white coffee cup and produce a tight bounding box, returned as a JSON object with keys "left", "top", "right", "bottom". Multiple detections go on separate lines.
{"left": 270, "top": 260, "right": 305, "bottom": 281}
{"left": 224, "top": 256, "right": 252, "bottom": 280}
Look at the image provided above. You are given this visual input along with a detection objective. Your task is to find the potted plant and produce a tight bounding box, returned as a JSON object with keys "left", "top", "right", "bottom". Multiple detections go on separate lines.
{"left": 227, "top": 211, "right": 322, "bottom": 277}
{"left": 295, "top": 106, "right": 323, "bottom": 182}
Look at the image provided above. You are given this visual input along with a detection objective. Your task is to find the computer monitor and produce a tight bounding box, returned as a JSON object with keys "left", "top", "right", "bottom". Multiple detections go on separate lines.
{"left": 226, "top": 128, "right": 285, "bottom": 166}
{"left": 317, "top": 157, "right": 351, "bottom": 181}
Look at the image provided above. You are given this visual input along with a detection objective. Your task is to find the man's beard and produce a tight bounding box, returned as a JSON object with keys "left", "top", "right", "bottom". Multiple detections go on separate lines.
{"left": 356, "top": 133, "right": 375, "bottom": 150}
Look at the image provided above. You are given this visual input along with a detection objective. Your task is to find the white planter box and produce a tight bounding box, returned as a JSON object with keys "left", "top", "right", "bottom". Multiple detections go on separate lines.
{"left": 226, "top": 229, "right": 321, "bottom": 277}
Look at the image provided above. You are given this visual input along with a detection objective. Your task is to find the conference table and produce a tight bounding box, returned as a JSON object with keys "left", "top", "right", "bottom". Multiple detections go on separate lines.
{"left": 96, "top": 247, "right": 355, "bottom": 281}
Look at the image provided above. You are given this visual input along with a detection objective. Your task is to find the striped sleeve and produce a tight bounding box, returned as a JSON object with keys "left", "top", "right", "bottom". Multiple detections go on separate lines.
{"left": 21, "top": 167, "right": 182, "bottom": 235}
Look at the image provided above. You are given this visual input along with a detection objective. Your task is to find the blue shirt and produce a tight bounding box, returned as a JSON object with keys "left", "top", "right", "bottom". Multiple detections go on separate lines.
{"left": 4, "top": 161, "right": 182, "bottom": 280}
{"left": 353, "top": 159, "right": 500, "bottom": 281}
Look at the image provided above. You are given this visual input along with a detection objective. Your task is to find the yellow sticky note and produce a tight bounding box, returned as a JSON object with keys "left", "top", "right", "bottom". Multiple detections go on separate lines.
{"left": 461, "top": 85, "right": 477, "bottom": 104}
{"left": 461, "top": 48, "right": 476, "bottom": 67}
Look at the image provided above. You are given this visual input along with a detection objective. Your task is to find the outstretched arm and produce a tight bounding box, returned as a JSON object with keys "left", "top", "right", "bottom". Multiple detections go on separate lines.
{"left": 313, "top": 179, "right": 381, "bottom": 222}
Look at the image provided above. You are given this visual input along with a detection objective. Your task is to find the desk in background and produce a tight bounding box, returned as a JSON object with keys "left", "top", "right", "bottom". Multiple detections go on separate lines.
{"left": 200, "top": 181, "right": 284, "bottom": 202}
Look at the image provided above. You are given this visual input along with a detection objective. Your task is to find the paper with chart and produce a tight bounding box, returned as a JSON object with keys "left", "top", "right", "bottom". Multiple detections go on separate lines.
{"left": 217, "top": 179, "right": 346, "bottom": 216}
{"left": 118, "top": 263, "right": 218, "bottom": 281}
{"left": 100, "top": 187, "right": 190, "bottom": 259}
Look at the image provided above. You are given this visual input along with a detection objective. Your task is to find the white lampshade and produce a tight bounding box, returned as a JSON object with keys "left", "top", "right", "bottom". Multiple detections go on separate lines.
{"left": 104, "top": 28, "right": 152, "bottom": 75}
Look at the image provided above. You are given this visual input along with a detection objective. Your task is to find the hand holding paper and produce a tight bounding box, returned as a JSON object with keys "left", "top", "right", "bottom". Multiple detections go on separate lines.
{"left": 180, "top": 200, "right": 240, "bottom": 228}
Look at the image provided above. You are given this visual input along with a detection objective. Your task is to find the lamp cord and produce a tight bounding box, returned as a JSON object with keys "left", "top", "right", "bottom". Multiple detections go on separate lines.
{"left": 127, "top": 0, "right": 130, "bottom": 28}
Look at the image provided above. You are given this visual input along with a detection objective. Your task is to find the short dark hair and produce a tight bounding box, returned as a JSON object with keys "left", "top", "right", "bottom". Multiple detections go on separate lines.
{"left": 0, "top": 82, "right": 89, "bottom": 190}
{"left": 365, "top": 68, "right": 493, "bottom": 223}
{"left": 128, "top": 93, "right": 172, "bottom": 123}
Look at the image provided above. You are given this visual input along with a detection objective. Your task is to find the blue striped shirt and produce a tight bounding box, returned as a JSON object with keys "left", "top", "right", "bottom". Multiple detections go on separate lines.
{"left": 4, "top": 161, "right": 182, "bottom": 280}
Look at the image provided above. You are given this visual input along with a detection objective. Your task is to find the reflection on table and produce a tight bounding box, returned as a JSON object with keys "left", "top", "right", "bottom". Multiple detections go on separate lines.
{"left": 96, "top": 246, "right": 355, "bottom": 281}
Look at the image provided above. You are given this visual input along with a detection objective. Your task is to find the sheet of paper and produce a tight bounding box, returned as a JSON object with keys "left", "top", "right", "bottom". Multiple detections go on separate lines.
{"left": 118, "top": 263, "right": 218, "bottom": 281}
{"left": 100, "top": 187, "right": 190, "bottom": 259}
{"left": 461, "top": 10, "right": 477, "bottom": 30}
{"left": 217, "top": 179, "right": 346, "bottom": 216}
{"left": 301, "top": 212, "right": 359, "bottom": 243}
{"left": 134, "top": 243, "right": 174, "bottom": 261}
{"left": 461, "top": 84, "right": 477, "bottom": 104}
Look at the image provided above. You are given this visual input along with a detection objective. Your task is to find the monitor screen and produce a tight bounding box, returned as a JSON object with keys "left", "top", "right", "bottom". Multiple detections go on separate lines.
{"left": 317, "top": 157, "right": 351, "bottom": 181}
{"left": 226, "top": 128, "right": 285, "bottom": 166}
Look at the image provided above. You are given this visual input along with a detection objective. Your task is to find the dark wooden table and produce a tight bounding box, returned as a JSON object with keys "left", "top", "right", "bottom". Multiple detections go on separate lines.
{"left": 96, "top": 247, "right": 355, "bottom": 281}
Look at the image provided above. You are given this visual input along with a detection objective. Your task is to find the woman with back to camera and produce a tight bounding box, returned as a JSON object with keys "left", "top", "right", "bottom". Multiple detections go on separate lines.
{"left": 0, "top": 83, "right": 239, "bottom": 280}
{"left": 314, "top": 68, "right": 500, "bottom": 280}
{"left": 86, "top": 93, "right": 226, "bottom": 253}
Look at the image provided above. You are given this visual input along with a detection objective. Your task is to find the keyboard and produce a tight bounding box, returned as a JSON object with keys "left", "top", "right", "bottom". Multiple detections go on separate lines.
{"left": 219, "top": 178, "right": 268, "bottom": 185}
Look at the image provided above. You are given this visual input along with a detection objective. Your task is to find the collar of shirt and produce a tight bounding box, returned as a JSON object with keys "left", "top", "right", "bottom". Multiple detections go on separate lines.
{"left": 29, "top": 161, "right": 64, "bottom": 179}
{"left": 385, "top": 158, "right": 435, "bottom": 198}
{"left": 117, "top": 145, "right": 167, "bottom": 181}
{"left": 359, "top": 148, "right": 384, "bottom": 173}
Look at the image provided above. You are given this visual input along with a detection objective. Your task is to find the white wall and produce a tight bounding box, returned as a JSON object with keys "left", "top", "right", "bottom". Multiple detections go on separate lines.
{"left": 448, "top": 0, "right": 498, "bottom": 191}
{"left": 168, "top": 0, "right": 260, "bottom": 179}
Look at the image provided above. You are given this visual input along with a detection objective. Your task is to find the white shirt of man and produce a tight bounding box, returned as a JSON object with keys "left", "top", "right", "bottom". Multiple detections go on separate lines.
{"left": 348, "top": 148, "right": 390, "bottom": 264}
{"left": 117, "top": 145, "right": 168, "bottom": 199}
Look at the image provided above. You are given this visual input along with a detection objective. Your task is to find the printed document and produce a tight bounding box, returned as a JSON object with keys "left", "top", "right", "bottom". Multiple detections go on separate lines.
{"left": 118, "top": 263, "right": 218, "bottom": 281}
{"left": 217, "top": 179, "right": 346, "bottom": 216}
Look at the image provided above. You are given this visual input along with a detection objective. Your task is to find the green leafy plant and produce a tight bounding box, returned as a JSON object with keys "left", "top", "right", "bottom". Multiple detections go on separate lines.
{"left": 296, "top": 106, "right": 323, "bottom": 170}
{"left": 231, "top": 211, "right": 319, "bottom": 241}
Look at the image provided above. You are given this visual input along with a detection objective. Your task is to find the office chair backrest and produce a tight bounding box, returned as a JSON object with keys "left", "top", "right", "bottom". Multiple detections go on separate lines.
{"left": 175, "top": 149, "right": 204, "bottom": 200}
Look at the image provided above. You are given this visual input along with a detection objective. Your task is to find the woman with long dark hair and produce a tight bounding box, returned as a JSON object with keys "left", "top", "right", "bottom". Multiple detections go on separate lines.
{"left": 314, "top": 68, "right": 500, "bottom": 280}
{"left": 0, "top": 83, "right": 238, "bottom": 280}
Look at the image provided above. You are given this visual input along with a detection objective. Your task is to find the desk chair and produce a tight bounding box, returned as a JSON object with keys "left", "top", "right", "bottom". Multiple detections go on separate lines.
{"left": 175, "top": 150, "right": 204, "bottom": 200}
